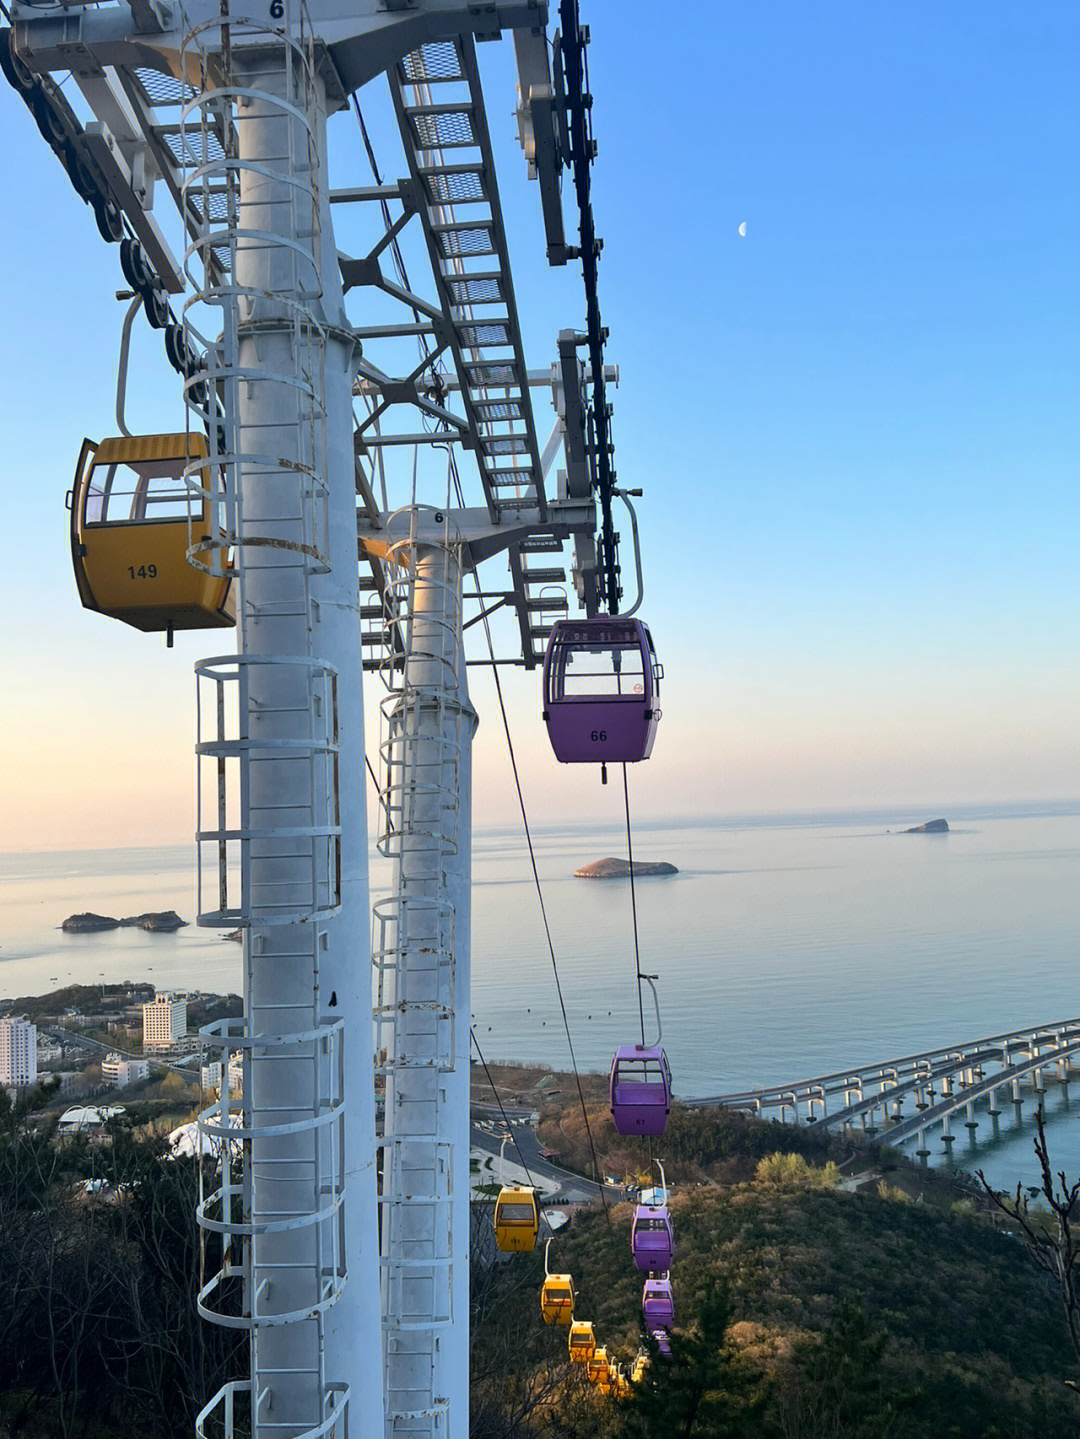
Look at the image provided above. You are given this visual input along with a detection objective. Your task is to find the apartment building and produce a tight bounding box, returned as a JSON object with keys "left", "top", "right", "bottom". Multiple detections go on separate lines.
{"left": 0, "top": 1016, "right": 38, "bottom": 1086}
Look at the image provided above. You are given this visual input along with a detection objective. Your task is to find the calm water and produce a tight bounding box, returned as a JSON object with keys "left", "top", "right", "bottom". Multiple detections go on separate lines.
{"left": 3, "top": 801, "right": 1078, "bottom": 1190}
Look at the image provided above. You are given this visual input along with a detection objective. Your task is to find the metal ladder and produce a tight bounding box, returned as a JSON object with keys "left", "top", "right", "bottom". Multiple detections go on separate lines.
{"left": 180, "top": 6, "right": 349, "bottom": 1436}
{"left": 374, "top": 509, "right": 467, "bottom": 1437}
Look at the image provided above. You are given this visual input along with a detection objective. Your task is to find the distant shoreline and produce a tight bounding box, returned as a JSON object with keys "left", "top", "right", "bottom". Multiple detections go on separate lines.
{"left": 4, "top": 799, "right": 1079, "bottom": 859}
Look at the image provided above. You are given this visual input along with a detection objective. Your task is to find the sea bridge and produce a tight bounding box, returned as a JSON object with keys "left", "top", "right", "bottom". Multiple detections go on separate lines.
{"left": 688, "top": 1018, "right": 1080, "bottom": 1158}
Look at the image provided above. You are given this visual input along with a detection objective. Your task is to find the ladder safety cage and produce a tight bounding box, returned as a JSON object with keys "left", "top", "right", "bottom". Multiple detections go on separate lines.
{"left": 371, "top": 505, "right": 472, "bottom": 1435}
{"left": 372, "top": 509, "right": 464, "bottom": 1085}
{"left": 194, "top": 653, "right": 342, "bottom": 930}
{"left": 376, "top": 1134, "right": 455, "bottom": 1332}
{"left": 178, "top": 10, "right": 332, "bottom": 588}
{"left": 196, "top": 1013, "right": 348, "bottom": 1328}
{"left": 377, "top": 513, "right": 465, "bottom": 862}
{"left": 195, "top": 1381, "right": 350, "bottom": 1439}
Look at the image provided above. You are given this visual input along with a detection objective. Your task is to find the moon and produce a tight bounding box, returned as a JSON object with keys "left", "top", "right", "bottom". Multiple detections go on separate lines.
{"left": 738, "top": 222, "right": 747, "bottom": 237}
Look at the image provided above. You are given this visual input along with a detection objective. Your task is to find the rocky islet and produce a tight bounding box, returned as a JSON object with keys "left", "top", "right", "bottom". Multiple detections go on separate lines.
{"left": 61, "top": 910, "right": 188, "bottom": 933}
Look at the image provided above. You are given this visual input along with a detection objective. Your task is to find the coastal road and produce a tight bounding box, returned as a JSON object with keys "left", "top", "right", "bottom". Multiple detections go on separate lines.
{"left": 48, "top": 1031, "right": 605, "bottom": 1200}
{"left": 45, "top": 1026, "right": 193, "bottom": 1080}
{"left": 470, "top": 1117, "right": 601, "bottom": 1204}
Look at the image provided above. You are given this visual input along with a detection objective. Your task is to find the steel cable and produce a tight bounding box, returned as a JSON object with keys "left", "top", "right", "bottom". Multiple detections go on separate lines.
{"left": 622, "top": 763, "right": 647, "bottom": 1047}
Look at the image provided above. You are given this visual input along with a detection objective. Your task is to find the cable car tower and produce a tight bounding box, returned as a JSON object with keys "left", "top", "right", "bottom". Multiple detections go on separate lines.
{"left": 5, "top": 1, "right": 626, "bottom": 1435}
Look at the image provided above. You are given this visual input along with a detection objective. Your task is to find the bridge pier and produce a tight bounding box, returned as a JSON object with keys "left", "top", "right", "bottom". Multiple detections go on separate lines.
{"left": 705, "top": 1018, "right": 1080, "bottom": 1144}
{"left": 941, "top": 1113, "right": 955, "bottom": 1150}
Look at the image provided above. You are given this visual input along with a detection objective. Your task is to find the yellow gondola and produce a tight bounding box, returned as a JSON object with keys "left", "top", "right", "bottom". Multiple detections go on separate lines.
{"left": 70, "top": 432, "right": 234, "bottom": 633}
{"left": 611, "top": 1365, "right": 632, "bottom": 1399}
{"left": 631, "top": 1348, "right": 650, "bottom": 1384}
{"left": 540, "top": 1239, "right": 575, "bottom": 1325}
{"left": 586, "top": 1346, "right": 611, "bottom": 1389}
{"left": 493, "top": 1185, "right": 540, "bottom": 1253}
{"left": 567, "top": 1320, "right": 596, "bottom": 1364}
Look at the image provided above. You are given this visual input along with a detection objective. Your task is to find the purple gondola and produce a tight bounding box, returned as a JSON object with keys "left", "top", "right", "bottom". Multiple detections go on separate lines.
{"left": 631, "top": 1203, "right": 674, "bottom": 1274}
{"left": 642, "top": 1277, "right": 674, "bottom": 1330}
{"left": 651, "top": 1328, "right": 672, "bottom": 1358}
{"left": 542, "top": 617, "right": 661, "bottom": 764}
{"left": 610, "top": 1043, "right": 672, "bottom": 1136}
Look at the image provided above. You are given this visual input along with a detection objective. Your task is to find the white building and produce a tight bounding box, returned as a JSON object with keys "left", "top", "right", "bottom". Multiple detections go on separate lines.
{"left": 142, "top": 993, "right": 187, "bottom": 1051}
{"left": 0, "top": 1017, "right": 38, "bottom": 1086}
{"left": 36, "top": 1037, "right": 63, "bottom": 1067}
{"left": 201, "top": 1053, "right": 243, "bottom": 1094}
{"left": 102, "top": 1053, "right": 150, "bottom": 1088}
{"left": 57, "top": 1104, "right": 125, "bottom": 1134}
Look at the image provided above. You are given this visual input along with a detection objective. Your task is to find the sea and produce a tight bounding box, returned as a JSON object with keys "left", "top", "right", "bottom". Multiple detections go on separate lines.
{"left": 2, "top": 799, "right": 1078, "bottom": 1193}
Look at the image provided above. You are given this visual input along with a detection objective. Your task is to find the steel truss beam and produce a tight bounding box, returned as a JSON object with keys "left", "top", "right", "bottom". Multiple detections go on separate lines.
{"left": 10, "top": 0, "right": 597, "bottom": 664}
{"left": 338, "top": 30, "right": 596, "bottom": 664}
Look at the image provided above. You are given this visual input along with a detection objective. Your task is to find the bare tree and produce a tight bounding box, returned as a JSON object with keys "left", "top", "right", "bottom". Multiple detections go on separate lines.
{"left": 976, "top": 1108, "right": 1080, "bottom": 1386}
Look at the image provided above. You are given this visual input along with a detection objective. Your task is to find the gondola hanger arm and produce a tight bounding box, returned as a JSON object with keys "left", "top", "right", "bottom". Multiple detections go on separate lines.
{"left": 612, "top": 487, "right": 644, "bottom": 617}
{"left": 115, "top": 291, "right": 143, "bottom": 439}
{"left": 638, "top": 973, "right": 662, "bottom": 1047}
{"left": 653, "top": 1158, "right": 667, "bottom": 1203}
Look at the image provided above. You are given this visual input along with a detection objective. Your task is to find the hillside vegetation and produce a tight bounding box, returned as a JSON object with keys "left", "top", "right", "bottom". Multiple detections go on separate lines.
{"left": 472, "top": 1090, "right": 1080, "bottom": 1438}
{"left": 0, "top": 1063, "right": 1075, "bottom": 1437}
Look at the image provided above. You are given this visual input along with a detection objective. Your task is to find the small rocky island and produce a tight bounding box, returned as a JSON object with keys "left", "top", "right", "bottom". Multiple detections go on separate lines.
{"left": 573, "top": 857, "right": 678, "bottom": 879}
{"left": 61, "top": 910, "right": 188, "bottom": 933}
{"left": 901, "top": 818, "right": 950, "bottom": 834}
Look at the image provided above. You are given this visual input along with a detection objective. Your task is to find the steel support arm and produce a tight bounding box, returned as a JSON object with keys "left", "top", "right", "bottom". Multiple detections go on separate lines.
{"left": 14, "top": 0, "right": 548, "bottom": 92}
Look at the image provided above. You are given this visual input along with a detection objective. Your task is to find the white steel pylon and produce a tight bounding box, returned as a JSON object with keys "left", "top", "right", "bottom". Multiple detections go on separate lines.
{"left": 183, "top": 7, "right": 381, "bottom": 1436}
{"left": 6, "top": 5, "right": 600, "bottom": 1438}
{"left": 374, "top": 511, "right": 477, "bottom": 1438}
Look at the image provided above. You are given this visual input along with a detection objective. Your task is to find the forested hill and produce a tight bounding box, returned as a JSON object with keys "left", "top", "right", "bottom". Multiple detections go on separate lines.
{"left": 0, "top": 1065, "right": 1076, "bottom": 1437}
{"left": 471, "top": 1086, "right": 1080, "bottom": 1439}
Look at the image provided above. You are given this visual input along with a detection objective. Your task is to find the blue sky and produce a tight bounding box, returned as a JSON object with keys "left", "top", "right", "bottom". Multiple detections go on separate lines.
{"left": 1, "top": 2, "right": 1077, "bottom": 850}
